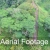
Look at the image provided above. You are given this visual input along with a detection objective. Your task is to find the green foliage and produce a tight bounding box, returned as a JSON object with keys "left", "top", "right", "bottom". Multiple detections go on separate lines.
{"left": 0, "top": 8, "right": 35, "bottom": 38}
{"left": 13, "top": 32, "right": 22, "bottom": 38}
{"left": 0, "top": 0, "right": 6, "bottom": 8}
{"left": 44, "top": 17, "right": 50, "bottom": 30}
{"left": 38, "top": 6, "right": 48, "bottom": 26}
{"left": 18, "top": 2, "right": 35, "bottom": 16}
{"left": 0, "top": 0, "right": 26, "bottom": 8}
{"left": 37, "top": 0, "right": 50, "bottom": 11}
{"left": 0, "top": 9, "right": 8, "bottom": 17}
{"left": 0, "top": 0, "right": 50, "bottom": 50}
{"left": 1, "top": 17, "right": 14, "bottom": 28}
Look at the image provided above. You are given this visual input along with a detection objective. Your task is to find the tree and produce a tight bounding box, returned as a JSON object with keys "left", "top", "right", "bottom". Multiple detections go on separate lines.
{"left": 44, "top": 17, "right": 50, "bottom": 32}
{"left": 18, "top": 2, "right": 35, "bottom": 16}
{"left": 0, "top": 8, "right": 35, "bottom": 38}
{"left": 0, "top": 0, "right": 25, "bottom": 8}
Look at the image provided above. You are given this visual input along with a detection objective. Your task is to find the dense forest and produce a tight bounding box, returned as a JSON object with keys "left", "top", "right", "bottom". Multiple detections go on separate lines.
{"left": 0, "top": 0, "right": 50, "bottom": 50}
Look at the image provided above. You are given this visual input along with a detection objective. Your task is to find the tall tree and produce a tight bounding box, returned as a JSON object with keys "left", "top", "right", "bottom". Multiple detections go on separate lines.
{"left": 32, "top": 0, "right": 39, "bottom": 40}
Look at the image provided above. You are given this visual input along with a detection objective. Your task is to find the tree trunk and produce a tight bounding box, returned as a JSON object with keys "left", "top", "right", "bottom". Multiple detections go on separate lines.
{"left": 32, "top": 1, "right": 39, "bottom": 40}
